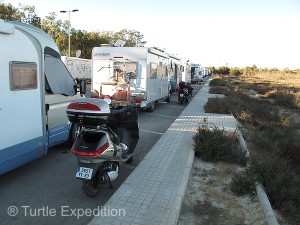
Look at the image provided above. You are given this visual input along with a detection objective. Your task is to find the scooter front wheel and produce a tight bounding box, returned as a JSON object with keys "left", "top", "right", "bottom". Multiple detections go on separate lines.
{"left": 82, "top": 175, "right": 102, "bottom": 197}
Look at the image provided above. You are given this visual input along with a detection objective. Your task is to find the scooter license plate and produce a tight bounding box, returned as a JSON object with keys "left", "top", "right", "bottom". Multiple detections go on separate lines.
{"left": 180, "top": 94, "right": 184, "bottom": 97}
{"left": 76, "top": 167, "right": 93, "bottom": 179}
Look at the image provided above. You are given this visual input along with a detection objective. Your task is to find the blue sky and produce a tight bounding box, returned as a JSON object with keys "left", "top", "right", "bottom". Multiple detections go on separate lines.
{"left": 4, "top": 0, "right": 300, "bottom": 68}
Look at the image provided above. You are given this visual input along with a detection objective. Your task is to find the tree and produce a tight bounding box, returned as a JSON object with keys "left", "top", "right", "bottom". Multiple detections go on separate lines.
{"left": 216, "top": 66, "right": 230, "bottom": 75}
{"left": 19, "top": 4, "right": 41, "bottom": 28}
{"left": 112, "top": 29, "right": 146, "bottom": 47}
{"left": 72, "top": 31, "right": 112, "bottom": 59}
{"left": 0, "top": 3, "right": 22, "bottom": 21}
{"left": 40, "top": 13, "right": 66, "bottom": 52}
{"left": 0, "top": 3, "right": 41, "bottom": 27}
{"left": 1, "top": 3, "right": 148, "bottom": 59}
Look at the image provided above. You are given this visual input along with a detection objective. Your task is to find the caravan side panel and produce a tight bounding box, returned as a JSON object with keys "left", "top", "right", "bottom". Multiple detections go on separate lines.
{"left": 0, "top": 23, "right": 45, "bottom": 175}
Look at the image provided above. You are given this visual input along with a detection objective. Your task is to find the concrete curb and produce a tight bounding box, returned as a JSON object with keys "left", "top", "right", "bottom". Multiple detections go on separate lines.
{"left": 256, "top": 182, "right": 279, "bottom": 225}
{"left": 166, "top": 151, "right": 194, "bottom": 225}
{"left": 237, "top": 128, "right": 279, "bottom": 225}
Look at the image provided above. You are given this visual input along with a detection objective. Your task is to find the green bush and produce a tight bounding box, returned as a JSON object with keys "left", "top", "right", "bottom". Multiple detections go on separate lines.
{"left": 230, "top": 171, "right": 255, "bottom": 196}
{"left": 193, "top": 124, "right": 245, "bottom": 165}
{"left": 209, "top": 78, "right": 229, "bottom": 87}
{"left": 215, "top": 66, "right": 230, "bottom": 75}
{"left": 209, "top": 86, "right": 230, "bottom": 95}
{"left": 230, "top": 68, "right": 242, "bottom": 76}
{"left": 204, "top": 97, "right": 231, "bottom": 114}
{"left": 268, "top": 91, "right": 295, "bottom": 108}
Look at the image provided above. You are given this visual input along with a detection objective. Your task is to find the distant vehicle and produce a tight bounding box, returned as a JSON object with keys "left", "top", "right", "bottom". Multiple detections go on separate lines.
{"left": 0, "top": 20, "right": 85, "bottom": 175}
{"left": 61, "top": 56, "right": 92, "bottom": 84}
{"left": 91, "top": 46, "right": 173, "bottom": 112}
{"left": 182, "top": 60, "right": 191, "bottom": 83}
{"left": 191, "top": 67, "right": 203, "bottom": 84}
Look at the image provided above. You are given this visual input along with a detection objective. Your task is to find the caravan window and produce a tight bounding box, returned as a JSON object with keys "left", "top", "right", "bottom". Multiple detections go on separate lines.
{"left": 10, "top": 62, "right": 37, "bottom": 90}
{"left": 164, "top": 65, "right": 168, "bottom": 77}
{"left": 112, "top": 61, "right": 137, "bottom": 84}
{"left": 150, "top": 63, "right": 157, "bottom": 79}
{"left": 44, "top": 55, "right": 76, "bottom": 96}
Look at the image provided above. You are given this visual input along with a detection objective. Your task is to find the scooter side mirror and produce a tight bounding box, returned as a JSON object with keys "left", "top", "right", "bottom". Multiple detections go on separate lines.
{"left": 139, "top": 101, "right": 147, "bottom": 108}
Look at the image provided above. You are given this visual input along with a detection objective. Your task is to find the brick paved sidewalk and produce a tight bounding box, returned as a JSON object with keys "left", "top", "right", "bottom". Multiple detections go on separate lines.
{"left": 88, "top": 81, "right": 237, "bottom": 225}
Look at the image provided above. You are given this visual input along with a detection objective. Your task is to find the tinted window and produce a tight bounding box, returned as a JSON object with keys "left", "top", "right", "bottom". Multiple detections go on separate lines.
{"left": 10, "top": 62, "right": 37, "bottom": 90}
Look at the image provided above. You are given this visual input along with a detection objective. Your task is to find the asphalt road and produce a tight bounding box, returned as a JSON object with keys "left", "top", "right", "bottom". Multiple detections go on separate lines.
{"left": 0, "top": 82, "right": 204, "bottom": 225}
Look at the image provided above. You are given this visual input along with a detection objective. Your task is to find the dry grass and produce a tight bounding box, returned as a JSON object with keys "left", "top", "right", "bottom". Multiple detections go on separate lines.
{"left": 251, "top": 71, "right": 300, "bottom": 89}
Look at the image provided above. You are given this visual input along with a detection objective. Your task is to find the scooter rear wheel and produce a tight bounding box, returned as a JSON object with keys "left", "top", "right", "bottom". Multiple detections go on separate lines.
{"left": 82, "top": 175, "right": 102, "bottom": 197}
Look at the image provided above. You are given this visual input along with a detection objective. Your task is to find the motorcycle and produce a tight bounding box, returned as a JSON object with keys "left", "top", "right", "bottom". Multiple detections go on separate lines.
{"left": 66, "top": 96, "right": 146, "bottom": 197}
{"left": 178, "top": 87, "right": 189, "bottom": 104}
{"left": 186, "top": 82, "right": 194, "bottom": 98}
{"left": 178, "top": 81, "right": 190, "bottom": 105}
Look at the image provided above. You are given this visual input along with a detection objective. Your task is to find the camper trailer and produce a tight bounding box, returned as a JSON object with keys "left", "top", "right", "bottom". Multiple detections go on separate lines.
{"left": 168, "top": 54, "right": 182, "bottom": 92}
{"left": 182, "top": 60, "right": 191, "bottom": 83}
{"left": 0, "top": 20, "right": 84, "bottom": 175}
{"left": 61, "top": 56, "right": 92, "bottom": 83}
{"left": 191, "top": 63, "right": 203, "bottom": 84}
{"left": 91, "top": 46, "right": 172, "bottom": 112}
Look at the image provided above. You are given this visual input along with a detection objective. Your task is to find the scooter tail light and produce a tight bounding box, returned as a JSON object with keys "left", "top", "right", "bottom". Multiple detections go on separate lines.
{"left": 67, "top": 102, "right": 101, "bottom": 111}
{"left": 71, "top": 142, "right": 109, "bottom": 156}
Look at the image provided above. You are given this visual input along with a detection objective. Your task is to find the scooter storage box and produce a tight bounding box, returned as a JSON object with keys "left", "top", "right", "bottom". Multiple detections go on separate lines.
{"left": 66, "top": 98, "right": 110, "bottom": 126}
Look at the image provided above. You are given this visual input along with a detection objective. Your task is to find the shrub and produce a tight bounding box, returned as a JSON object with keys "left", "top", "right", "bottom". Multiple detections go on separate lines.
{"left": 295, "top": 92, "right": 300, "bottom": 109}
{"left": 267, "top": 91, "right": 295, "bottom": 108}
{"left": 209, "top": 86, "right": 230, "bottom": 95}
{"left": 230, "top": 68, "right": 242, "bottom": 76}
{"left": 230, "top": 151, "right": 300, "bottom": 224}
{"left": 193, "top": 124, "right": 245, "bottom": 165}
{"left": 213, "top": 74, "right": 300, "bottom": 224}
{"left": 209, "top": 78, "right": 229, "bottom": 87}
{"left": 230, "top": 170, "right": 255, "bottom": 196}
{"left": 204, "top": 97, "right": 231, "bottom": 114}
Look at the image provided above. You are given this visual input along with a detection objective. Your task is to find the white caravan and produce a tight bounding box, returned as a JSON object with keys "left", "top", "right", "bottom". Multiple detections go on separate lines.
{"left": 168, "top": 54, "right": 182, "bottom": 92}
{"left": 61, "top": 56, "right": 92, "bottom": 83}
{"left": 181, "top": 59, "right": 191, "bottom": 83}
{"left": 91, "top": 46, "right": 172, "bottom": 112}
{"left": 191, "top": 63, "right": 203, "bottom": 84}
{"left": 0, "top": 20, "right": 84, "bottom": 175}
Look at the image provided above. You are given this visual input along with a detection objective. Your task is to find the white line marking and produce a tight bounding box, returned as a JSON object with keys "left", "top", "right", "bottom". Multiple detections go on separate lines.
{"left": 151, "top": 113, "right": 178, "bottom": 119}
{"left": 140, "top": 129, "right": 164, "bottom": 135}
{"left": 163, "top": 105, "right": 185, "bottom": 109}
